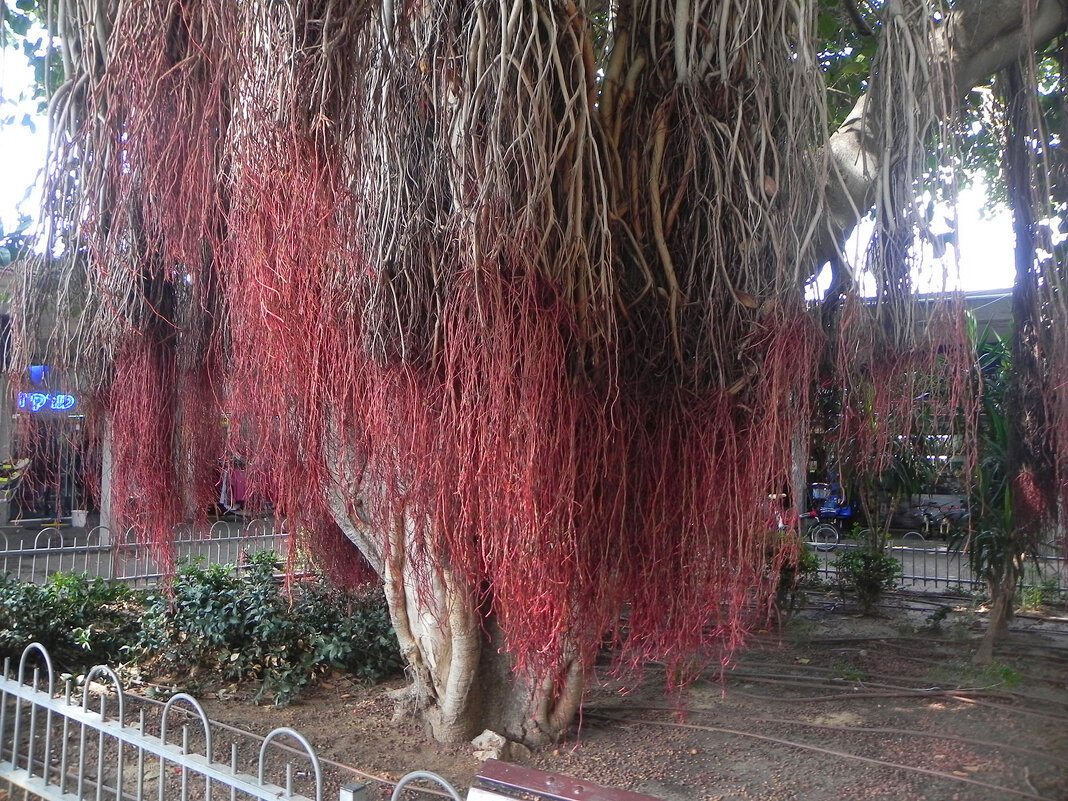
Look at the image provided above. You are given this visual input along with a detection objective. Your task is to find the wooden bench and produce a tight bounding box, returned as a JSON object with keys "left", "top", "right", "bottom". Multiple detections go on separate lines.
{"left": 469, "top": 759, "right": 661, "bottom": 801}
{"left": 376, "top": 758, "right": 662, "bottom": 801}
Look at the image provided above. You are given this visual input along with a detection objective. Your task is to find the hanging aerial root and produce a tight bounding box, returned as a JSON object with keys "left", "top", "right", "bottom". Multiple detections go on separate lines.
{"left": 106, "top": 335, "right": 183, "bottom": 567}
{"left": 13, "top": 0, "right": 893, "bottom": 718}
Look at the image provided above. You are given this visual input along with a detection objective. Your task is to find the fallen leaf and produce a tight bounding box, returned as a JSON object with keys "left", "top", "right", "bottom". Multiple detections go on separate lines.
{"left": 735, "top": 289, "right": 759, "bottom": 309}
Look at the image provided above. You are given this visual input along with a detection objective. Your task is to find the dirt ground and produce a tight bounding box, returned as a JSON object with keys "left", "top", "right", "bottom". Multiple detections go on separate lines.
{"left": 188, "top": 591, "right": 1068, "bottom": 801}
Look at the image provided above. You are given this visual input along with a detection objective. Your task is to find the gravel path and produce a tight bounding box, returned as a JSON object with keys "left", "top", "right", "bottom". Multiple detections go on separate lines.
{"left": 190, "top": 592, "right": 1068, "bottom": 801}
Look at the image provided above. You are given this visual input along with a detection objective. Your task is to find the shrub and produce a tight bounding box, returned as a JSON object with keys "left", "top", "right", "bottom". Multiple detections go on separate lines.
{"left": 136, "top": 551, "right": 401, "bottom": 705}
{"left": 0, "top": 572, "right": 139, "bottom": 667}
{"left": 834, "top": 548, "right": 901, "bottom": 615}
{"left": 0, "top": 554, "right": 402, "bottom": 705}
{"left": 289, "top": 580, "right": 404, "bottom": 684}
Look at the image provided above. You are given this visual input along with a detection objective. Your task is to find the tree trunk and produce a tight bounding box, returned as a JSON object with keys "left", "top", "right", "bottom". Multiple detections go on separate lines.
{"left": 330, "top": 492, "right": 583, "bottom": 746}
{"left": 975, "top": 559, "right": 1018, "bottom": 665}
{"left": 472, "top": 618, "right": 585, "bottom": 747}
{"left": 972, "top": 62, "right": 1062, "bottom": 663}
{"left": 816, "top": 0, "right": 1066, "bottom": 271}
{"left": 314, "top": 2, "right": 1068, "bottom": 744}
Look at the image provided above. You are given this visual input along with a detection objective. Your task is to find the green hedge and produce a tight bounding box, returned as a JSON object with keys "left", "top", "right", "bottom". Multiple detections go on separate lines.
{"left": 1, "top": 552, "right": 401, "bottom": 706}
{"left": 0, "top": 571, "right": 140, "bottom": 666}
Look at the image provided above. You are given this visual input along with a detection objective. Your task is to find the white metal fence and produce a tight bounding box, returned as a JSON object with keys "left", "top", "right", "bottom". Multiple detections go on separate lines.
{"left": 1, "top": 643, "right": 324, "bottom": 801}
{"left": 0, "top": 520, "right": 292, "bottom": 587}
{"left": 0, "top": 645, "right": 503, "bottom": 801}
{"left": 3, "top": 519, "right": 1064, "bottom": 599}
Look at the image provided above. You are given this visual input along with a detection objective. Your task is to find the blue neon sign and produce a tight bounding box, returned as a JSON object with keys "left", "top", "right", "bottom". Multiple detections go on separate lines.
{"left": 18, "top": 392, "right": 78, "bottom": 413}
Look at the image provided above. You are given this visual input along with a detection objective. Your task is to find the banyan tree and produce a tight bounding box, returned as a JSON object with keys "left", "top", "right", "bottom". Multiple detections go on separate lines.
{"left": 10, "top": 0, "right": 1067, "bottom": 745}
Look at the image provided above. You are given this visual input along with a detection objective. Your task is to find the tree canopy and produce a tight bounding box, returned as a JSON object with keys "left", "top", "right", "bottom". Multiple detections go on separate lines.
{"left": 6, "top": 0, "right": 1066, "bottom": 744}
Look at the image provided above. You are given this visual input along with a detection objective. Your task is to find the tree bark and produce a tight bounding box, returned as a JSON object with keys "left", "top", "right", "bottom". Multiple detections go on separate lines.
{"left": 329, "top": 483, "right": 583, "bottom": 746}
{"left": 816, "top": 0, "right": 1067, "bottom": 271}
{"left": 974, "top": 558, "right": 1019, "bottom": 665}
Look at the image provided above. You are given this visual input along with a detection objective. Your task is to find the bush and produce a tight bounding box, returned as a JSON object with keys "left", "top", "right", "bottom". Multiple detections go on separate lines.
{"left": 290, "top": 580, "right": 405, "bottom": 684}
{"left": 834, "top": 548, "right": 901, "bottom": 615}
{"left": 0, "top": 572, "right": 139, "bottom": 667}
{"left": 136, "top": 551, "right": 402, "bottom": 705}
{"left": 0, "top": 554, "right": 402, "bottom": 705}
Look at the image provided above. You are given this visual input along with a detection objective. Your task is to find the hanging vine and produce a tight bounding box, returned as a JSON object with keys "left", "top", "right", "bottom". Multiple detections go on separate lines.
{"left": 11, "top": 0, "right": 1063, "bottom": 739}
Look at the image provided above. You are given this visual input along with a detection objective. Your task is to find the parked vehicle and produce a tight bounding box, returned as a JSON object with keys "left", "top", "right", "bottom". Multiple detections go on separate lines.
{"left": 809, "top": 482, "right": 855, "bottom": 528}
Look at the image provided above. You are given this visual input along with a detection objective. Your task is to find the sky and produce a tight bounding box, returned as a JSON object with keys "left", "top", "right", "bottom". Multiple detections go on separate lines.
{"left": 1, "top": 41, "right": 1017, "bottom": 293}
{"left": 808, "top": 185, "right": 1017, "bottom": 298}
{"left": 925, "top": 188, "right": 1016, "bottom": 293}
{"left": 1, "top": 41, "right": 47, "bottom": 236}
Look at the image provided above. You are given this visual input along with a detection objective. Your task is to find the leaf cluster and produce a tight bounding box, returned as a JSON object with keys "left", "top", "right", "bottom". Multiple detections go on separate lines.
{"left": 971, "top": 332, "right": 1011, "bottom": 533}
{"left": 961, "top": 332, "right": 1032, "bottom": 587}
{"left": 0, "top": 571, "right": 139, "bottom": 667}
{"left": 815, "top": 1, "right": 881, "bottom": 129}
{"left": 2, "top": 0, "right": 63, "bottom": 113}
{"left": 136, "top": 551, "right": 402, "bottom": 706}
{"left": 0, "top": 215, "right": 33, "bottom": 266}
{"left": 833, "top": 547, "right": 901, "bottom": 615}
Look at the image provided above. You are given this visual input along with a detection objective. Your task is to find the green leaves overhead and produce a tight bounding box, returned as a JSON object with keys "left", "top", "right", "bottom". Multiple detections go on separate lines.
{"left": 0, "top": 214, "right": 32, "bottom": 266}
{"left": 2, "top": 0, "right": 63, "bottom": 112}
{"left": 817, "top": 1, "right": 881, "bottom": 128}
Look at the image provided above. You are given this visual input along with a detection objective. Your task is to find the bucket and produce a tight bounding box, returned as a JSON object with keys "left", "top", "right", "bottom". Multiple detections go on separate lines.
{"left": 71, "top": 509, "right": 88, "bottom": 528}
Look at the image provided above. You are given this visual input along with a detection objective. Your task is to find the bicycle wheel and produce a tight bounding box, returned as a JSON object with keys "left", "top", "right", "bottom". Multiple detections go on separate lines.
{"left": 809, "top": 522, "right": 839, "bottom": 551}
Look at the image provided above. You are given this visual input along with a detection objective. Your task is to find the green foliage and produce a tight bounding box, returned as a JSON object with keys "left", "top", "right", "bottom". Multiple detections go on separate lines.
{"left": 968, "top": 526, "right": 1018, "bottom": 586}
{"left": 1017, "top": 574, "right": 1064, "bottom": 610}
{"left": 0, "top": 556, "right": 401, "bottom": 705}
{"left": 0, "top": 571, "right": 138, "bottom": 666}
{"left": 926, "top": 658, "right": 1021, "bottom": 689}
{"left": 965, "top": 332, "right": 1030, "bottom": 598}
{"left": 923, "top": 605, "right": 950, "bottom": 632}
{"left": 833, "top": 547, "right": 901, "bottom": 615}
{"left": 0, "top": 215, "right": 32, "bottom": 267}
{"left": 136, "top": 551, "right": 401, "bottom": 706}
{"left": 815, "top": 1, "right": 881, "bottom": 129}
{"left": 959, "top": 47, "right": 1066, "bottom": 207}
{"left": 1, "top": 0, "right": 63, "bottom": 111}
{"left": 971, "top": 332, "right": 1012, "bottom": 533}
{"left": 991, "top": 662, "right": 1022, "bottom": 688}
{"left": 830, "top": 659, "right": 865, "bottom": 682}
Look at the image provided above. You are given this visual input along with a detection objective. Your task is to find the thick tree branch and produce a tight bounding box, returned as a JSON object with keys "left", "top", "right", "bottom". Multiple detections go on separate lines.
{"left": 815, "top": 0, "right": 1067, "bottom": 273}
{"left": 842, "top": 0, "right": 875, "bottom": 37}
